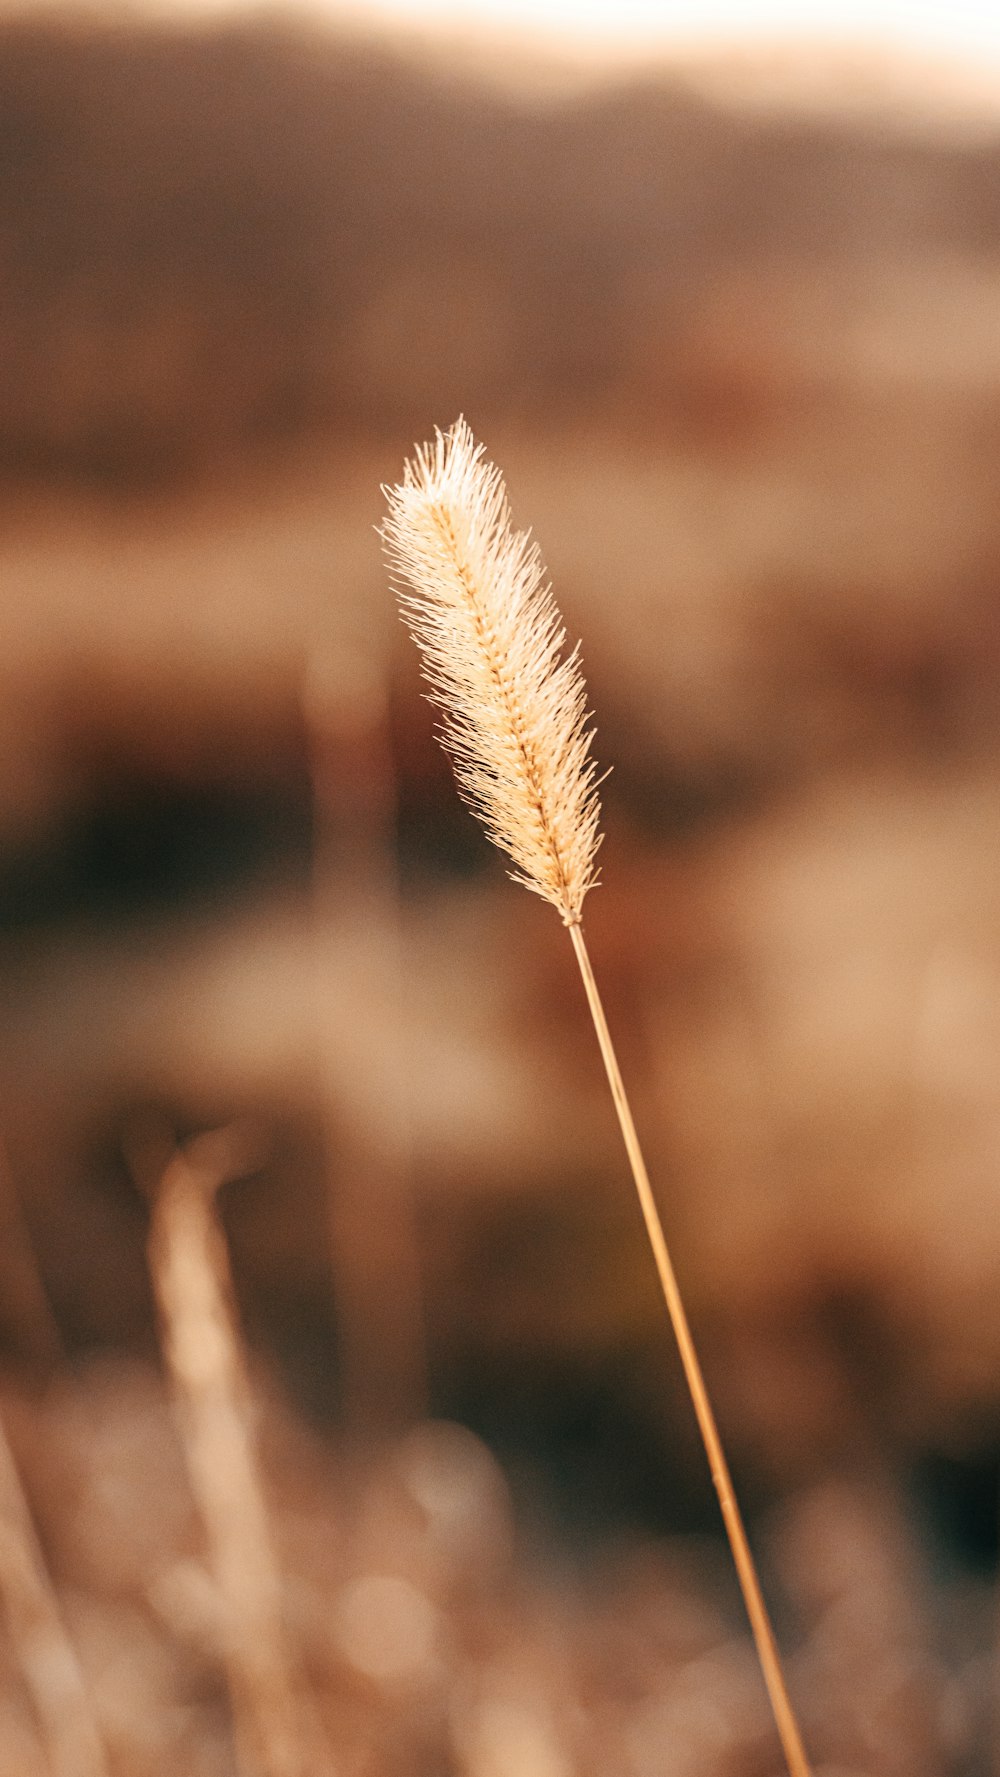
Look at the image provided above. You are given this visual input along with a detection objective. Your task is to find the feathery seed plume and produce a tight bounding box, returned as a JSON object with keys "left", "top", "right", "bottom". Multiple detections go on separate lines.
{"left": 381, "top": 418, "right": 602, "bottom": 924}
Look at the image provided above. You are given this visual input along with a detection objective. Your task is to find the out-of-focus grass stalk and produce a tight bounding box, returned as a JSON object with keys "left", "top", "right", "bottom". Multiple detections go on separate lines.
{"left": 382, "top": 419, "right": 812, "bottom": 1777}
{"left": 144, "top": 1124, "right": 314, "bottom": 1777}
{"left": 0, "top": 1409, "right": 109, "bottom": 1777}
{"left": 304, "top": 647, "right": 427, "bottom": 1440}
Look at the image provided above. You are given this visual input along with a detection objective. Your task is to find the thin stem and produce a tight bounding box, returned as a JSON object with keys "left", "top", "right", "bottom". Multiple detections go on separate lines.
{"left": 568, "top": 922, "right": 812, "bottom": 1777}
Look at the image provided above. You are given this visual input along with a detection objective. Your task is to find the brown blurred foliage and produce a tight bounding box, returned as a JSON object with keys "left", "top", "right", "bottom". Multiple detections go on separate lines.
{"left": 0, "top": 10, "right": 999, "bottom": 1772}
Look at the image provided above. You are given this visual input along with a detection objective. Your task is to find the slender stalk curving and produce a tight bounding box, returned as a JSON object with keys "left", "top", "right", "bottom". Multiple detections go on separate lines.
{"left": 569, "top": 922, "right": 810, "bottom": 1777}
{"left": 382, "top": 418, "right": 812, "bottom": 1777}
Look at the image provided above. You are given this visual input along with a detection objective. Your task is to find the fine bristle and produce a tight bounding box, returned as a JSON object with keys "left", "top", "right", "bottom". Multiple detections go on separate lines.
{"left": 381, "top": 418, "right": 603, "bottom": 925}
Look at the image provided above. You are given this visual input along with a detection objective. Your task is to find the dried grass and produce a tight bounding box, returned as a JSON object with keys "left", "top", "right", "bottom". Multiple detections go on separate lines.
{"left": 383, "top": 419, "right": 812, "bottom": 1777}
{"left": 381, "top": 418, "right": 602, "bottom": 927}
{"left": 143, "top": 1122, "right": 329, "bottom": 1777}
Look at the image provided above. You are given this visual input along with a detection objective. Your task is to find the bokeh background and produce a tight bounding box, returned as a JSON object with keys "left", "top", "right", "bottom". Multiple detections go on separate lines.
{"left": 2, "top": 2, "right": 1000, "bottom": 1771}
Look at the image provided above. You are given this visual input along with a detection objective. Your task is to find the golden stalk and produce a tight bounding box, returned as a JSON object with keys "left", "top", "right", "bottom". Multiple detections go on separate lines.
{"left": 382, "top": 418, "right": 812, "bottom": 1777}
{"left": 141, "top": 1123, "right": 317, "bottom": 1777}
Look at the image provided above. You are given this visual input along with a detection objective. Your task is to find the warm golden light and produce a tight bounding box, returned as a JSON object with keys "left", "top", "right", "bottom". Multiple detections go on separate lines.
{"left": 331, "top": 0, "right": 1000, "bottom": 62}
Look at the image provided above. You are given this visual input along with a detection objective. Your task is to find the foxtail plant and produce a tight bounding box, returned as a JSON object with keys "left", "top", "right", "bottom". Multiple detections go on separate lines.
{"left": 382, "top": 419, "right": 812, "bottom": 1777}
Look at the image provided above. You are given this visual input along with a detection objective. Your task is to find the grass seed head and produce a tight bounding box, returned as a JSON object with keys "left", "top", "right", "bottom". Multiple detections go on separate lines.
{"left": 381, "top": 418, "right": 603, "bottom": 924}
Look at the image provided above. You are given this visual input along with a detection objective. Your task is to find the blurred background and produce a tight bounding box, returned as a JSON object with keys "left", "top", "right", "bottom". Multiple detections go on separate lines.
{"left": 1, "top": 0, "right": 1000, "bottom": 1771}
